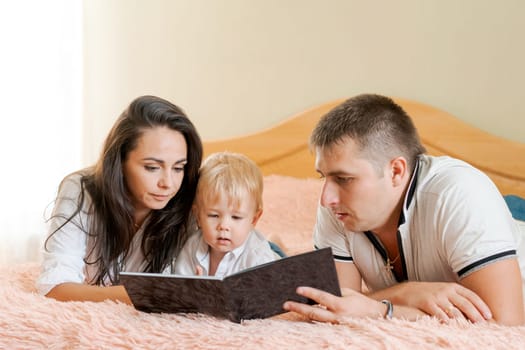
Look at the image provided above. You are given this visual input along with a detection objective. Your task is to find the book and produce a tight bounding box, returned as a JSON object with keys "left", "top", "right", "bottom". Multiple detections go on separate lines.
{"left": 119, "top": 247, "right": 341, "bottom": 323}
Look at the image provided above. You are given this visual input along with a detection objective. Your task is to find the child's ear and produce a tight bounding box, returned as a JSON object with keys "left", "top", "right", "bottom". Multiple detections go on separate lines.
{"left": 251, "top": 209, "right": 263, "bottom": 226}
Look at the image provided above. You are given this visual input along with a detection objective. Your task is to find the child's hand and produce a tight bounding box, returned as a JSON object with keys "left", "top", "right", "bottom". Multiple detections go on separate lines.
{"left": 195, "top": 265, "right": 204, "bottom": 276}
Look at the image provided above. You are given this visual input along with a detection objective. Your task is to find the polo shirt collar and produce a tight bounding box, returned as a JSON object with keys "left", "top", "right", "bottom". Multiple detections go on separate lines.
{"left": 400, "top": 157, "right": 421, "bottom": 226}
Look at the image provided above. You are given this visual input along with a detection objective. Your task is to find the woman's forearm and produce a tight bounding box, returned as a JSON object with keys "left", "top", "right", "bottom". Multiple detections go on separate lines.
{"left": 45, "top": 283, "right": 132, "bottom": 304}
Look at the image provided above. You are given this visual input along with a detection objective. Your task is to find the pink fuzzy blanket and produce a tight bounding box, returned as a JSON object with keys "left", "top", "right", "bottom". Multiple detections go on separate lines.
{"left": 1, "top": 175, "right": 525, "bottom": 349}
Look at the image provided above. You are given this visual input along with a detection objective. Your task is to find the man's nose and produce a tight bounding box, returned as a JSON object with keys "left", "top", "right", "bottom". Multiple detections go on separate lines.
{"left": 320, "top": 180, "right": 339, "bottom": 208}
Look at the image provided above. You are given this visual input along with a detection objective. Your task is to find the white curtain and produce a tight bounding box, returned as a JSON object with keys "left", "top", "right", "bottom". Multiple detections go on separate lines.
{"left": 0, "top": 1, "right": 83, "bottom": 265}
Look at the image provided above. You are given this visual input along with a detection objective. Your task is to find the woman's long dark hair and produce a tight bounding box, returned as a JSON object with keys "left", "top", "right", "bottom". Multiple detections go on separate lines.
{"left": 46, "top": 95, "right": 202, "bottom": 285}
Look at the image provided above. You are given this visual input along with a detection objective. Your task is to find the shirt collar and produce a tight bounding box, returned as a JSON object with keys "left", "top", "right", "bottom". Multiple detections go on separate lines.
{"left": 194, "top": 231, "right": 251, "bottom": 267}
{"left": 400, "top": 157, "right": 421, "bottom": 226}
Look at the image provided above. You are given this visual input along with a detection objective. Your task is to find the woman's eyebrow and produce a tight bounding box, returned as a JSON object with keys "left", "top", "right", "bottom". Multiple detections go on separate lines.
{"left": 142, "top": 157, "right": 187, "bottom": 164}
{"left": 142, "top": 157, "right": 164, "bottom": 163}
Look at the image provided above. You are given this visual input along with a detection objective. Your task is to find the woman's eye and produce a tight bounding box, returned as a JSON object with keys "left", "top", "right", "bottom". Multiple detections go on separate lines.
{"left": 145, "top": 165, "right": 159, "bottom": 171}
{"left": 173, "top": 166, "right": 184, "bottom": 173}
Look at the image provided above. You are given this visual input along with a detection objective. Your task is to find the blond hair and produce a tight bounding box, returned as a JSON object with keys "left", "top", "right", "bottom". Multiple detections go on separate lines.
{"left": 195, "top": 152, "right": 263, "bottom": 212}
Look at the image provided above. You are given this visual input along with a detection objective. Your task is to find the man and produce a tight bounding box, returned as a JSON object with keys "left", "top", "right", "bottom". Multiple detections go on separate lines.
{"left": 283, "top": 94, "right": 524, "bottom": 325}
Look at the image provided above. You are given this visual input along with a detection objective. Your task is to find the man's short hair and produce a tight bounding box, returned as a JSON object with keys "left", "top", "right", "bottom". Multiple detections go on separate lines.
{"left": 309, "top": 94, "right": 426, "bottom": 173}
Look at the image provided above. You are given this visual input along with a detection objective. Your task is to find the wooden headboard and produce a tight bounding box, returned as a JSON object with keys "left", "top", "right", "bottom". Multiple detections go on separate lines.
{"left": 203, "top": 98, "right": 525, "bottom": 198}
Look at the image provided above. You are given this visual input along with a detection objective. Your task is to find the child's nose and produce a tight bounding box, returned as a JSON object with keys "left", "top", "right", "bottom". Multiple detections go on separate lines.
{"left": 217, "top": 219, "right": 230, "bottom": 231}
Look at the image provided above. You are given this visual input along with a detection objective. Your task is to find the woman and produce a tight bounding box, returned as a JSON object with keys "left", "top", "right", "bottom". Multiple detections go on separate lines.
{"left": 36, "top": 95, "right": 203, "bottom": 303}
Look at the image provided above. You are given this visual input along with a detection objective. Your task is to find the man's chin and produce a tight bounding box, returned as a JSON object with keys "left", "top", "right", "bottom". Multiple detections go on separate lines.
{"left": 342, "top": 222, "right": 364, "bottom": 232}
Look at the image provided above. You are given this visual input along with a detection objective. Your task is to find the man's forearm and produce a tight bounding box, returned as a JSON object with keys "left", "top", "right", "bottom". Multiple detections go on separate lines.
{"left": 364, "top": 283, "right": 408, "bottom": 304}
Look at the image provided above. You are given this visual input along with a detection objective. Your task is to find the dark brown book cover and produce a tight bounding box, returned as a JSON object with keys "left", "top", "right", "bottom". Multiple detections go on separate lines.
{"left": 119, "top": 247, "right": 341, "bottom": 323}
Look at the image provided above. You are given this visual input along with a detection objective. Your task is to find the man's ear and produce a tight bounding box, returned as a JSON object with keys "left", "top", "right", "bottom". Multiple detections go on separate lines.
{"left": 390, "top": 157, "right": 408, "bottom": 187}
{"left": 252, "top": 209, "right": 263, "bottom": 226}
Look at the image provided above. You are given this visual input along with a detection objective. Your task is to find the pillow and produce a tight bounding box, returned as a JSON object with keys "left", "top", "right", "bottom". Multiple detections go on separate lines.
{"left": 504, "top": 195, "right": 525, "bottom": 221}
{"left": 258, "top": 175, "right": 322, "bottom": 256}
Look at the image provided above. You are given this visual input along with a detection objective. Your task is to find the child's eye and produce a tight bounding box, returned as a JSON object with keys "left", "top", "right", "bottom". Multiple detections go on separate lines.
{"left": 207, "top": 214, "right": 219, "bottom": 218}
{"left": 232, "top": 215, "right": 243, "bottom": 220}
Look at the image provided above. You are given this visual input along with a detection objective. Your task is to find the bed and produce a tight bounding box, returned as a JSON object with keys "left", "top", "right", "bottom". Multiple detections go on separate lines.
{"left": 2, "top": 97, "right": 525, "bottom": 349}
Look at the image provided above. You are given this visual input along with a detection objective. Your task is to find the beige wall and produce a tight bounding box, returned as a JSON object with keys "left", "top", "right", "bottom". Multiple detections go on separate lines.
{"left": 83, "top": 0, "right": 525, "bottom": 166}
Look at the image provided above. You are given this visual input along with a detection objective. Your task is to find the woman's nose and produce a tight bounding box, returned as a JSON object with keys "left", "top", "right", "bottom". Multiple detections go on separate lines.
{"left": 158, "top": 170, "right": 174, "bottom": 188}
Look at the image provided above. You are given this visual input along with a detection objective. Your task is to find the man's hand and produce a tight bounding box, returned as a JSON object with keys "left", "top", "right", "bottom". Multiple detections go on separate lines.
{"left": 283, "top": 287, "right": 386, "bottom": 323}
{"left": 373, "top": 281, "right": 492, "bottom": 323}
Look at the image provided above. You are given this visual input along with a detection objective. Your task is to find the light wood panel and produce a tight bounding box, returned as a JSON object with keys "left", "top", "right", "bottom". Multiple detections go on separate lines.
{"left": 203, "top": 98, "right": 525, "bottom": 197}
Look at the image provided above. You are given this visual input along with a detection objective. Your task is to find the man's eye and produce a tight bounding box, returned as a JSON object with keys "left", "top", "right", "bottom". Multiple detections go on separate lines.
{"left": 336, "top": 177, "right": 351, "bottom": 184}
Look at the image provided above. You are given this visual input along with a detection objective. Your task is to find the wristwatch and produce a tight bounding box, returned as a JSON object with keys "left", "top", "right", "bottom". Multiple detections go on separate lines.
{"left": 381, "top": 299, "right": 393, "bottom": 320}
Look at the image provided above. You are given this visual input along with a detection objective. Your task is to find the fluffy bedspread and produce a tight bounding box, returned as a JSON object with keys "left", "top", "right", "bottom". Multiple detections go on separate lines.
{"left": 2, "top": 175, "right": 525, "bottom": 349}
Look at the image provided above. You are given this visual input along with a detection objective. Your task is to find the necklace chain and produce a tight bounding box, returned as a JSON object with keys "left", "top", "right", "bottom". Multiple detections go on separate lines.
{"left": 385, "top": 253, "right": 400, "bottom": 271}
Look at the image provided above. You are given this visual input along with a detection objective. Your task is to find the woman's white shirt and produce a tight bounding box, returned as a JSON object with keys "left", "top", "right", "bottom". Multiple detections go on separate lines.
{"left": 36, "top": 172, "right": 156, "bottom": 295}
